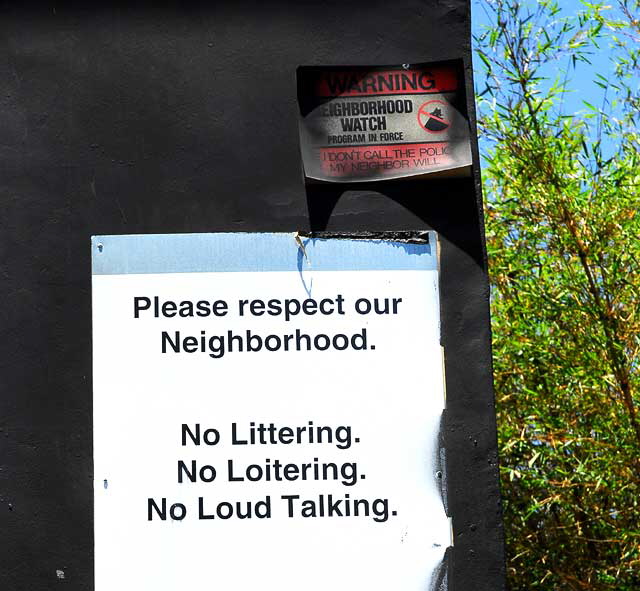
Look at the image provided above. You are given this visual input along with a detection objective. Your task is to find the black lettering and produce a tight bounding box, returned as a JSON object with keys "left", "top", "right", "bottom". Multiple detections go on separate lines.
{"left": 134, "top": 297, "right": 151, "bottom": 318}
{"left": 181, "top": 423, "right": 220, "bottom": 446}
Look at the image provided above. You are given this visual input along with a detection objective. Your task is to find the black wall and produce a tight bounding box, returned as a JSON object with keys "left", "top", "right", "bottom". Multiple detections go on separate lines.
{"left": 0, "top": 2, "right": 504, "bottom": 589}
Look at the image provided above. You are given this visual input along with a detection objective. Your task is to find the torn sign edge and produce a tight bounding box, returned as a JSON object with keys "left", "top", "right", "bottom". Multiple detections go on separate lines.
{"left": 296, "top": 59, "right": 473, "bottom": 183}
{"left": 90, "top": 231, "right": 438, "bottom": 276}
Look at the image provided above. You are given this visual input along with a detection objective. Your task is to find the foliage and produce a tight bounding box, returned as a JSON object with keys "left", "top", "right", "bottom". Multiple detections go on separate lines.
{"left": 474, "top": 1, "right": 640, "bottom": 589}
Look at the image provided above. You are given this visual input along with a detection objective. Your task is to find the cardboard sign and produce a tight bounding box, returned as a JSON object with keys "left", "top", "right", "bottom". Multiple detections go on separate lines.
{"left": 92, "top": 232, "right": 450, "bottom": 590}
{"left": 297, "top": 61, "right": 472, "bottom": 182}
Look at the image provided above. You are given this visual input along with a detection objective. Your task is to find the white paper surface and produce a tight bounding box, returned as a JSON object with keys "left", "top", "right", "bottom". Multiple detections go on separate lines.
{"left": 92, "top": 233, "right": 449, "bottom": 590}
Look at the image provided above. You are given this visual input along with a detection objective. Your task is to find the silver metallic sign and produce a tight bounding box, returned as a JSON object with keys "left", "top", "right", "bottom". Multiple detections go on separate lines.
{"left": 297, "top": 61, "right": 472, "bottom": 182}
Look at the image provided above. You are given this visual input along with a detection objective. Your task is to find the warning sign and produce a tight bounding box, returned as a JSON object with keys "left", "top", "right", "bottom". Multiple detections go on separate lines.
{"left": 297, "top": 60, "right": 472, "bottom": 182}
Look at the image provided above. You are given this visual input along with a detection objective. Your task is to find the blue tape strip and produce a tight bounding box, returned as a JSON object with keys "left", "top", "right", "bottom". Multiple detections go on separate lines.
{"left": 91, "top": 232, "right": 436, "bottom": 275}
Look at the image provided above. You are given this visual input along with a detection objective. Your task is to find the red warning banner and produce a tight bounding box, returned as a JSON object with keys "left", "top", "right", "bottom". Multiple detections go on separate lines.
{"left": 319, "top": 143, "right": 453, "bottom": 179}
{"left": 297, "top": 60, "right": 472, "bottom": 183}
{"left": 315, "top": 67, "right": 459, "bottom": 98}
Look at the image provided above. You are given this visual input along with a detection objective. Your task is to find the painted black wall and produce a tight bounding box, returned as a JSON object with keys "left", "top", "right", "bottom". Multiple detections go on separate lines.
{"left": 0, "top": 2, "right": 505, "bottom": 589}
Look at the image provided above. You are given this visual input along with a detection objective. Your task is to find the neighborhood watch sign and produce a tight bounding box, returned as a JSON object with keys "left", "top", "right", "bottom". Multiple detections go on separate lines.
{"left": 297, "top": 60, "right": 472, "bottom": 182}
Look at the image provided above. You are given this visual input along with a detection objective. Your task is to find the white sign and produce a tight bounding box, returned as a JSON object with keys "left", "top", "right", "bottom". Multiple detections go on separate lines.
{"left": 92, "top": 232, "right": 450, "bottom": 590}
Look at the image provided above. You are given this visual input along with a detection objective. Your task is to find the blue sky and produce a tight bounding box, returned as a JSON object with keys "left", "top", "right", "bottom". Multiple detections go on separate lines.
{"left": 471, "top": 0, "right": 619, "bottom": 140}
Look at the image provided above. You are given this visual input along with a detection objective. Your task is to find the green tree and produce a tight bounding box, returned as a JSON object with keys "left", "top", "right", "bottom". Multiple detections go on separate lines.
{"left": 474, "top": 1, "right": 640, "bottom": 589}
